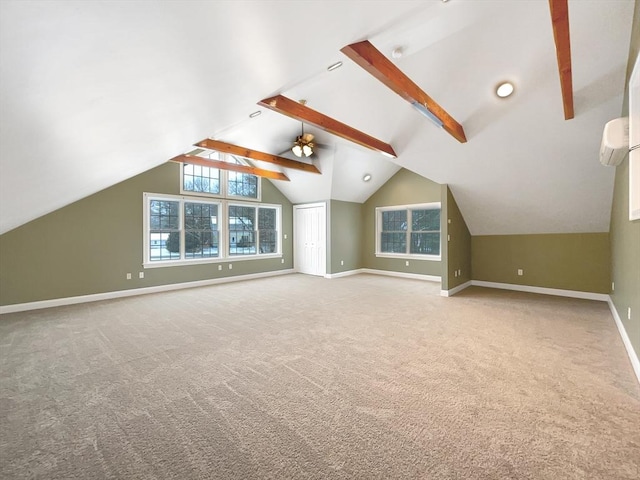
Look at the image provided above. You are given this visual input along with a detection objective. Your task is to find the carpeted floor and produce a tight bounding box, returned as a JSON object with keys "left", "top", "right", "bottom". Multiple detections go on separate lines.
{"left": 1, "top": 273, "right": 638, "bottom": 479}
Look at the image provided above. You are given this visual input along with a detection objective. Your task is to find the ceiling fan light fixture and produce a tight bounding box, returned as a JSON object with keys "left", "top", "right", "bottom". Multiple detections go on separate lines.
{"left": 292, "top": 144, "right": 303, "bottom": 157}
{"left": 292, "top": 121, "right": 315, "bottom": 158}
{"left": 496, "top": 81, "right": 515, "bottom": 98}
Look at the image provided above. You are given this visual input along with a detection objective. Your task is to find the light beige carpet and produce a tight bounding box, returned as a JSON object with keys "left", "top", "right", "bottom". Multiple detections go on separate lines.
{"left": 1, "top": 274, "right": 638, "bottom": 479}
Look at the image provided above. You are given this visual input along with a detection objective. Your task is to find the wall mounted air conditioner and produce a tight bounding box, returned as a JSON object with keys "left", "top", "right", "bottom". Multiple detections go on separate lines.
{"left": 600, "top": 117, "right": 629, "bottom": 166}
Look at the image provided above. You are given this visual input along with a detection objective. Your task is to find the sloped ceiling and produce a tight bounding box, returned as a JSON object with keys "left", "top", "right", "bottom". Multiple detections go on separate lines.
{"left": 0, "top": 0, "right": 635, "bottom": 235}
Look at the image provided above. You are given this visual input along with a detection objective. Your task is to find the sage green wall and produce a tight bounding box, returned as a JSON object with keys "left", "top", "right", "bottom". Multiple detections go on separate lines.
{"left": 471, "top": 233, "right": 611, "bottom": 293}
{"left": 362, "top": 168, "right": 442, "bottom": 277}
{"left": 609, "top": 0, "right": 640, "bottom": 359}
{"left": 329, "top": 200, "right": 363, "bottom": 274}
{"left": 443, "top": 186, "right": 472, "bottom": 290}
{"left": 0, "top": 163, "right": 293, "bottom": 306}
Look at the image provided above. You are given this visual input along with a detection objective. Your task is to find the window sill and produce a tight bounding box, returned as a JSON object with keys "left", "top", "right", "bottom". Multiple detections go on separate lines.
{"left": 375, "top": 253, "right": 441, "bottom": 262}
{"left": 144, "top": 253, "right": 282, "bottom": 269}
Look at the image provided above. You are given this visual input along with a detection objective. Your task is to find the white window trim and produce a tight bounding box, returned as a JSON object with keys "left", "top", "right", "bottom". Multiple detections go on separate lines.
{"left": 143, "top": 193, "right": 281, "bottom": 268}
{"left": 179, "top": 155, "right": 262, "bottom": 202}
{"left": 375, "top": 202, "right": 441, "bottom": 261}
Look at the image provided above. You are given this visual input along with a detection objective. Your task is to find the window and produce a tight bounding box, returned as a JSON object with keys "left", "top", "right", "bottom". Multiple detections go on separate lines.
{"left": 181, "top": 153, "right": 260, "bottom": 201}
{"left": 144, "top": 193, "right": 280, "bottom": 267}
{"left": 258, "top": 207, "right": 277, "bottom": 254}
{"left": 184, "top": 202, "right": 219, "bottom": 259}
{"left": 149, "top": 199, "right": 181, "bottom": 261}
{"left": 376, "top": 203, "right": 441, "bottom": 260}
{"left": 229, "top": 205, "right": 256, "bottom": 255}
{"left": 228, "top": 171, "right": 258, "bottom": 199}
{"left": 228, "top": 205, "right": 279, "bottom": 256}
{"left": 183, "top": 164, "right": 220, "bottom": 195}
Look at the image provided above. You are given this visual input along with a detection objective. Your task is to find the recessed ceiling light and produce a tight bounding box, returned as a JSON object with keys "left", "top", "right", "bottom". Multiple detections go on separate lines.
{"left": 249, "top": 110, "right": 261, "bottom": 118}
{"left": 496, "top": 82, "right": 515, "bottom": 98}
{"left": 363, "top": 173, "right": 372, "bottom": 182}
{"left": 327, "top": 61, "right": 343, "bottom": 72}
{"left": 392, "top": 47, "right": 404, "bottom": 59}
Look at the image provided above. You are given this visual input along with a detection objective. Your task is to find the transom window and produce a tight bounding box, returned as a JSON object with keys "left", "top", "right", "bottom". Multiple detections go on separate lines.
{"left": 144, "top": 193, "right": 280, "bottom": 267}
{"left": 376, "top": 203, "right": 441, "bottom": 260}
{"left": 181, "top": 153, "right": 260, "bottom": 201}
{"left": 228, "top": 171, "right": 258, "bottom": 199}
{"left": 183, "top": 164, "right": 220, "bottom": 195}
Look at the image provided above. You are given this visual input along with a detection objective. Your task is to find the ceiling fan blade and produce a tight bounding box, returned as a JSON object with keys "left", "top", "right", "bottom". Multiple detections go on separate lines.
{"left": 340, "top": 40, "right": 467, "bottom": 143}
{"left": 195, "top": 138, "right": 321, "bottom": 174}
{"left": 548, "top": 0, "right": 574, "bottom": 120}
{"left": 170, "top": 154, "right": 290, "bottom": 181}
{"left": 258, "top": 95, "right": 396, "bottom": 158}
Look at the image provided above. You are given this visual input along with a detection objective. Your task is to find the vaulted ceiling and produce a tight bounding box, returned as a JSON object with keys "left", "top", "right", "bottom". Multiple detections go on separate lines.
{"left": 0, "top": 0, "right": 635, "bottom": 235}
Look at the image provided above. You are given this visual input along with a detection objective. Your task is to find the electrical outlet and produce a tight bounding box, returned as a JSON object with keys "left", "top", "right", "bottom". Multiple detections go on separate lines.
{"left": 228, "top": 264, "right": 233, "bottom": 270}
{"left": 447, "top": 234, "right": 451, "bottom": 241}
{"left": 458, "top": 269, "right": 462, "bottom": 276}
{"left": 341, "top": 260, "right": 344, "bottom": 266}
{"left": 281, "top": 258, "right": 285, "bottom": 264}
{"left": 284, "top": 234, "right": 287, "bottom": 239}
{"left": 628, "top": 307, "right": 632, "bottom": 320}
{"left": 448, "top": 218, "right": 451, "bottom": 224}
{"left": 405, "top": 260, "right": 409, "bottom": 266}
{"left": 454, "top": 271, "right": 458, "bottom": 277}
{"left": 218, "top": 264, "right": 222, "bottom": 271}
{"left": 612, "top": 282, "right": 615, "bottom": 291}
{"left": 517, "top": 269, "right": 523, "bottom": 276}
{"left": 126, "top": 273, "right": 131, "bottom": 280}
{"left": 139, "top": 272, "right": 144, "bottom": 279}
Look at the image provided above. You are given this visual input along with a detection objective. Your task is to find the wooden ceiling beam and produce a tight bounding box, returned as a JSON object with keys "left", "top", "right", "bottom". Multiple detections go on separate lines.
{"left": 258, "top": 94, "right": 397, "bottom": 158}
{"left": 549, "top": 0, "right": 574, "bottom": 120}
{"left": 195, "top": 138, "right": 321, "bottom": 174}
{"left": 340, "top": 40, "right": 467, "bottom": 143}
{"left": 170, "top": 155, "right": 290, "bottom": 181}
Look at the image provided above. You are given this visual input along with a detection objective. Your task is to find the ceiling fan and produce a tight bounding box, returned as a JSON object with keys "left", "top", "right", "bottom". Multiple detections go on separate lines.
{"left": 292, "top": 123, "right": 315, "bottom": 158}
{"left": 290, "top": 100, "right": 315, "bottom": 158}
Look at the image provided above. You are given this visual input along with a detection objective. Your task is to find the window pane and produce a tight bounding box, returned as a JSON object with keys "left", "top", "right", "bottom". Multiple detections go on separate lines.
{"left": 184, "top": 202, "right": 219, "bottom": 258}
{"left": 412, "top": 209, "right": 440, "bottom": 231}
{"left": 410, "top": 232, "right": 440, "bottom": 255}
{"left": 228, "top": 171, "right": 258, "bottom": 198}
{"left": 185, "top": 230, "right": 219, "bottom": 259}
{"left": 229, "top": 231, "right": 256, "bottom": 255}
{"left": 183, "top": 164, "right": 220, "bottom": 194}
{"left": 259, "top": 230, "right": 277, "bottom": 253}
{"left": 381, "top": 232, "right": 406, "bottom": 253}
{"left": 229, "top": 206, "right": 256, "bottom": 255}
{"left": 149, "top": 232, "right": 180, "bottom": 261}
{"left": 382, "top": 210, "right": 407, "bottom": 231}
{"left": 258, "top": 208, "right": 276, "bottom": 229}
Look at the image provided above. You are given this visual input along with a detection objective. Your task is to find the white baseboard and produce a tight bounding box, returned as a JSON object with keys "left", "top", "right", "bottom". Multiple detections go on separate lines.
{"left": 360, "top": 268, "right": 441, "bottom": 283}
{"left": 607, "top": 297, "right": 640, "bottom": 385}
{"left": 440, "top": 280, "right": 472, "bottom": 297}
{"left": 325, "top": 269, "right": 365, "bottom": 279}
{"left": 470, "top": 280, "right": 609, "bottom": 302}
{"left": 0, "top": 269, "right": 296, "bottom": 314}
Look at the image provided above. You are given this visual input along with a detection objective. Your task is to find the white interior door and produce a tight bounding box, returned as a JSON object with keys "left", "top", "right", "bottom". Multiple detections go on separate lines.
{"left": 294, "top": 203, "right": 326, "bottom": 276}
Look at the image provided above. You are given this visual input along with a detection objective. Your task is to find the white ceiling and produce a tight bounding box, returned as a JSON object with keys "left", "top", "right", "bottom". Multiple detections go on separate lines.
{"left": 0, "top": 0, "right": 635, "bottom": 235}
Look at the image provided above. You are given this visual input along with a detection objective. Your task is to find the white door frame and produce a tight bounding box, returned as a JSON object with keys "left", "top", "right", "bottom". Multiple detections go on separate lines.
{"left": 293, "top": 202, "right": 327, "bottom": 276}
